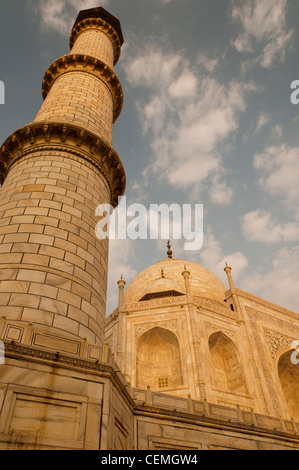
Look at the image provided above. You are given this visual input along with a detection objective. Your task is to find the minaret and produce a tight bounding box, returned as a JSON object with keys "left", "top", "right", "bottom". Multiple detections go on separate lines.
{"left": 116, "top": 275, "right": 126, "bottom": 371}
{"left": 224, "top": 262, "right": 241, "bottom": 313}
{"left": 0, "top": 7, "right": 125, "bottom": 347}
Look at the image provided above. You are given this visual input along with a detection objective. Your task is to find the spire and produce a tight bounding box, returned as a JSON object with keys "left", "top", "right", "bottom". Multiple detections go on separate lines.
{"left": 167, "top": 240, "right": 173, "bottom": 259}
{"left": 224, "top": 262, "right": 241, "bottom": 313}
{"left": 182, "top": 265, "right": 192, "bottom": 303}
{"left": 117, "top": 275, "right": 126, "bottom": 311}
{"left": 224, "top": 262, "right": 234, "bottom": 289}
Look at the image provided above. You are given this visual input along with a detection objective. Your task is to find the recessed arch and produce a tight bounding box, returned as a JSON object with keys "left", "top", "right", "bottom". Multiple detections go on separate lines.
{"left": 208, "top": 331, "right": 248, "bottom": 394}
{"left": 278, "top": 349, "right": 299, "bottom": 421}
{"left": 136, "top": 327, "right": 183, "bottom": 391}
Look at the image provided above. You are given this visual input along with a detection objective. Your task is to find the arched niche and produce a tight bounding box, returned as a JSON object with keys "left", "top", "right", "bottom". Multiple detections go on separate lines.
{"left": 278, "top": 349, "right": 299, "bottom": 422}
{"left": 208, "top": 331, "right": 248, "bottom": 395}
{"left": 136, "top": 327, "right": 183, "bottom": 391}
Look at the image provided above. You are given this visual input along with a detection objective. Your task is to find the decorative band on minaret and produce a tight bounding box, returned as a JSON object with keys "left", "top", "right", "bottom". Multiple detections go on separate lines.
{"left": 0, "top": 7, "right": 126, "bottom": 347}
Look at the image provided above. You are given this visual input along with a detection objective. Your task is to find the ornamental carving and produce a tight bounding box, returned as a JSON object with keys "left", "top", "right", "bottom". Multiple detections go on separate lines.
{"left": 0, "top": 122, "right": 126, "bottom": 206}
{"left": 194, "top": 296, "right": 238, "bottom": 319}
{"left": 135, "top": 320, "right": 179, "bottom": 341}
{"left": 106, "top": 334, "right": 114, "bottom": 352}
{"left": 263, "top": 328, "right": 296, "bottom": 360}
{"left": 248, "top": 317, "right": 281, "bottom": 417}
{"left": 217, "top": 400, "right": 253, "bottom": 411}
{"left": 204, "top": 321, "right": 238, "bottom": 345}
{"left": 41, "top": 54, "right": 123, "bottom": 122}
{"left": 125, "top": 295, "right": 187, "bottom": 311}
{"left": 70, "top": 17, "right": 122, "bottom": 64}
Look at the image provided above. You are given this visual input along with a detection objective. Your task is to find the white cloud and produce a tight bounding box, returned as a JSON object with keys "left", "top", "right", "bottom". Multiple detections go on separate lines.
{"left": 231, "top": 0, "right": 293, "bottom": 68}
{"left": 106, "top": 238, "right": 138, "bottom": 315}
{"left": 269, "top": 125, "right": 282, "bottom": 140}
{"left": 199, "top": 228, "right": 248, "bottom": 285}
{"left": 253, "top": 144, "right": 299, "bottom": 206}
{"left": 261, "top": 29, "right": 293, "bottom": 68}
{"left": 254, "top": 112, "right": 270, "bottom": 134}
{"left": 124, "top": 46, "right": 258, "bottom": 202}
{"left": 243, "top": 209, "right": 299, "bottom": 243}
{"left": 125, "top": 49, "right": 181, "bottom": 90}
{"left": 30, "top": 0, "right": 108, "bottom": 34}
{"left": 197, "top": 53, "right": 219, "bottom": 72}
{"left": 209, "top": 175, "right": 234, "bottom": 205}
{"left": 243, "top": 246, "right": 299, "bottom": 312}
{"left": 168, "top": 70, "right": 198, "bottom": 99}
{"left": 200, "top": 227, "right": 298, "bottom": 312}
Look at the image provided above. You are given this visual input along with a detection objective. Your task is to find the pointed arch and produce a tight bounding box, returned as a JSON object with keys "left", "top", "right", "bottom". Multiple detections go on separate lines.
{"left": 278, "top": 349, "right": 299, "bottom": 421}
{"left": 208, "top": 331, "right": 248, "bottom": 394}
{"left": 136, "top": 327, "right": 183, "bottom": 391}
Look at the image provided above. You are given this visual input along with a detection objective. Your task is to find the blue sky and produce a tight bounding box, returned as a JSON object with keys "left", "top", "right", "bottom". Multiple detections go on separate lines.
{"left": 0, "top": 0, "right": 299, "bottom": 314}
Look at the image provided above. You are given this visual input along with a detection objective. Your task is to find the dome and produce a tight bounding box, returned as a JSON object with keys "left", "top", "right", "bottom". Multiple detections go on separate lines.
{"left": 124, "top": 258, "right": 227, "bottom": 304}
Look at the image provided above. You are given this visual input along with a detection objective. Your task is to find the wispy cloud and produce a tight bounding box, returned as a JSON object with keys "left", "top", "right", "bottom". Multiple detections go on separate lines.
{"left": 253, "top": 144, "right": 299, "bottom": 207}
{"left": 243, "top": 246, "right": 299, "bottom": 312}
{"left": 243, "top": 209, "right": 299, "bottom": 243}
{"left": 124, "top": 44, "right": 259, "bottom": 204}
{"left": 197, "top": 52, "right": 219, "bottom": 72}
{"left": 29, "top": 0, "right": 109, "bottom": 34}
{"left": 230, "top": 0, "right": 293, "bottom": 68}
{"left": 198, "top": 227, "right": 248, "bottom": 287}
{"left": 253, "top": 112, "right": 270, "bottom": 134}
{"left": 106, "top": 238, "right": 138, "bottom": 314}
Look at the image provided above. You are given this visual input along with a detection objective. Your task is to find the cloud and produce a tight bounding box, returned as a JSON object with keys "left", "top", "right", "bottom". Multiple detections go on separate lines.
{"left": 209, "top": 175, "right": 234, "bottom": 205}
{"left": 243, "top": 209, "right": 299, "bottom": 243}
{"left": 243, "top": 246, "right": 299, "bottom": 312}
{"left": 124, "top": 46, "right": 258, "bottom": 202}
{"left": 200, "top": 227, "right": 298, "bottom": 312}
{"left": 261, "top": 29, "right": 293, "bottom": 68}
{"left": 269, "top": 125, "right": 282, "bottom": 140}
{"left": 230, "top": 0, "right": 293, "bottom": 68}
{"left": 199, "top": 228, "right": 248, "bottom": 284}
{"left": 253, "top": 112, "right": 270, "bottom": 134}
{"left": 253, "top": 144, "right": 299, "bottom": 206}
{"left": 168, "top": 70, "right": 198, "bottom": 99}
{"left": 125, "top": 49, "right": 181, "bottom": 90}
{"left": 197, "top": 53, "right": 219, "bottom": 72}
{"left": 30, "top": 0, "right": 108, "bottom": 34}
{"left": 106, "top": 238, "right": 138, "bottom": 315}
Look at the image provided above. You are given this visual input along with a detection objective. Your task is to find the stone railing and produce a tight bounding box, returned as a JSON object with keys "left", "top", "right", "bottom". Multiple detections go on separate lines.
{"left": 132, "top": 388, "right": 299, "bottom": 435}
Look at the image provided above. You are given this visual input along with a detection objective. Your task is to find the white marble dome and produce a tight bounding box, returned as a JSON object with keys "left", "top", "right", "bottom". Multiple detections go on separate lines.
{"left": 124, "top": 258, "right": 227, "bottom": 304}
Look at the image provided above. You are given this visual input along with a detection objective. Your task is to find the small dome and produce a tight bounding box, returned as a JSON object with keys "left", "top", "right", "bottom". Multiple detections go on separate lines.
{"left": 125, "top": 258, "right": 227, "bottom": 304}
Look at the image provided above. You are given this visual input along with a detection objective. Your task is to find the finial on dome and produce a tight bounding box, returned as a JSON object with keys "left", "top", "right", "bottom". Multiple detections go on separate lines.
{"left": 224, "top": 262, "right": 234, "bottom": 289}
{"left": 224, "top": 262, "right": 231, "bottom": 272}
{"left": 117, "top": 275, "right": 126, "bottom": 287}
{"left": 161, "top": 269, "right": 165, "bottom": 278}
{"left": 167, "top": 240, "right": 173, "bottom": 259}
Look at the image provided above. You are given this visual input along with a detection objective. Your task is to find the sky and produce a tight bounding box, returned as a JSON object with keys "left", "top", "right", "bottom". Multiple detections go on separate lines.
{"left": 0, "top": 0, "right": 299, "bottom": 315}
